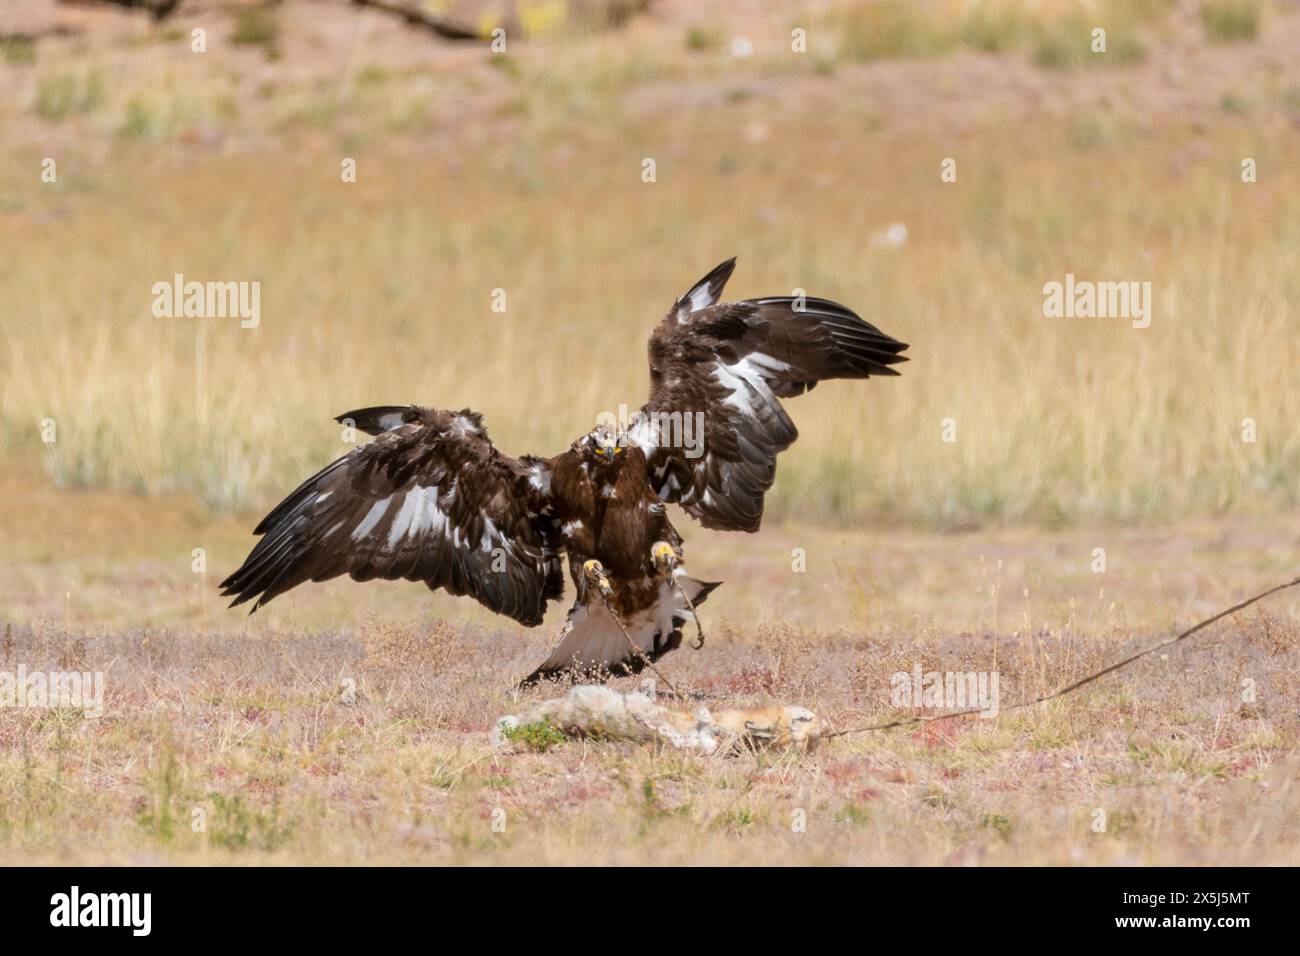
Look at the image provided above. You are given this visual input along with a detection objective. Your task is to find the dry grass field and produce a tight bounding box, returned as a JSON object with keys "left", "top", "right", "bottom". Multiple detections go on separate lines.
{"left": 1, "top": 0, "right": 1298, "bottom": 865}
{"left": 2, "top": 477, "right": 1298, "bottom": 864}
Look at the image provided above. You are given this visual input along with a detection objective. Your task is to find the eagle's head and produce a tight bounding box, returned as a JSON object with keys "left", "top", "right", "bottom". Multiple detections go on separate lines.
{"left": 581, "top": 423, "right": 626, "bottom": 467}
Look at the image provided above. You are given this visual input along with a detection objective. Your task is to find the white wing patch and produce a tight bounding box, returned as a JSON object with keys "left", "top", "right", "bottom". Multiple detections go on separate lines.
{"left": 670, "top": 260, "right": 735, "bottom": 325}
{"left": 450, "top": 414, "right": 481, "bottom": 438}
{"left": 481, "top": 517, "right": 501, "bottom": 552}
{"left": 348, "top": 486, "right": 452, "bottom": 548}
{"left": 712, "top": 357, "right": 782, "bottom": 417}
{"left": 352, "top": 495, "right": 393, "bottom": 541}
{"left": 370, "top": 411, "right": 408, "bottom": 432}
{"left": 738, "top": 351, "right": 791, "bottom": 379}
{"left": 415, "top": 487, "right": 447, "bottom": 534}
{"left": 527, "top": 464, "right": 551, "bottom": 494}
{"left": 677, "top": 285, "right": 717, "bottom": 323}
{"left": 385, "top": 490, "right": 421, "bottom": 547}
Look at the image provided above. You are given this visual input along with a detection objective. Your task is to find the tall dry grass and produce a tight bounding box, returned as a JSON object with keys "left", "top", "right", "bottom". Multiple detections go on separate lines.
{"left": 1, "top": 93, "right": 1296, "bottom": 527}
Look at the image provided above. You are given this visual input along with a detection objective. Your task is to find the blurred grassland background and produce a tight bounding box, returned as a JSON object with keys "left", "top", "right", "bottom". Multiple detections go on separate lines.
{"left": 1, "top": 0, "right": 1297, "bottom": 528}
{"left": 2, "top": 0, "right": 1300, "bottom": 870}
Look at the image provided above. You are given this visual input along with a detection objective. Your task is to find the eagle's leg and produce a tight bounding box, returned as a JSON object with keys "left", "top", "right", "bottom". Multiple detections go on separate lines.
{"left": 582, "top": 558, "right": 682, "bottom": 698}
{"left": 651, "top": 541, "right": 706, "bottom": 651}
{"left": 581, "top": 559, "right": 613, "bottom": 597}
{"left": 650, "top": 540, "right": 678, "bottom": 574}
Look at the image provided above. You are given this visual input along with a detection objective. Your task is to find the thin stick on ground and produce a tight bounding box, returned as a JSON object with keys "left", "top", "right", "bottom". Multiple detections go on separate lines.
{"left": 822, "top": 575, "right": 1300, "bottom": 740}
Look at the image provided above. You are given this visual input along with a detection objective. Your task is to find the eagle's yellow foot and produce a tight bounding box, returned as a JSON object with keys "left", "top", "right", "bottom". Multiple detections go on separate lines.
{"left": 582, "top": 559, "right": 614, "bottom": 596}
{"left": 651, "top": 541, "right": 678, "bottom": 574}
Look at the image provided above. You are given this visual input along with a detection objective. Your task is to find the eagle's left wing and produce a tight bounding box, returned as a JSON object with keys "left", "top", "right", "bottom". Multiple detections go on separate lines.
{"left": 630, "top": 259, "right": 909, "bottom": 532}
{"left": 220, "top": 405, "right": 563, "bottom": 625}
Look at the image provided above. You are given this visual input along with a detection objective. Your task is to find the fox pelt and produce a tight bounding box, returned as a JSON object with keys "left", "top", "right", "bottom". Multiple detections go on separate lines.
{"left": 493, "top": 684, "right": 821, "bottom": 755}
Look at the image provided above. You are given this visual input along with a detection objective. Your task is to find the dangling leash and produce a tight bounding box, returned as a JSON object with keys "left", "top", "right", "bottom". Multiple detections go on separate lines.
{"left": 820, "top": 574, "right": 1300, "bottom": 740}
{"left": 652, "top": 542, "right": 707, "bottom": 650}
{"left": 584, "top": 561, "right": 684, "bottom": 699}
{"left": 671, "top": 579, "right": 707, "bottom": 650}
{"left": 597, "top": 590, "right": 684, "bottom": 700}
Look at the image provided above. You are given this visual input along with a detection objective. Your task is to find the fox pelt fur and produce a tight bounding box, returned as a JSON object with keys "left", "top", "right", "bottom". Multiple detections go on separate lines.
{"left": 493, "top": 684, "right": 821, "bottom": 755}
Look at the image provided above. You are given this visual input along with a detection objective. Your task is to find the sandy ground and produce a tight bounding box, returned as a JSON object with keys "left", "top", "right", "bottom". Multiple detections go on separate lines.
{"left": 5, "top": 0, "right": 1300, "bottom": 163}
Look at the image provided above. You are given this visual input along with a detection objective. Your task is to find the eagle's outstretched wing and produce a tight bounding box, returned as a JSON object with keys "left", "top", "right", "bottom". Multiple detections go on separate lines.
{"left": 630, "top": 258, "right": 909, "bottom": 532}
{"left": 220, "top": 405, "right": 563, "bottom": 625}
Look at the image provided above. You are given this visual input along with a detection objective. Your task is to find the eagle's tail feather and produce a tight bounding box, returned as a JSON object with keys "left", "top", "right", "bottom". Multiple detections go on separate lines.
{"left": 520, "top": 576, "right": 722, "bottom": 687}
{"left": 676, "top": 575, "right": 721, "bottom": 614}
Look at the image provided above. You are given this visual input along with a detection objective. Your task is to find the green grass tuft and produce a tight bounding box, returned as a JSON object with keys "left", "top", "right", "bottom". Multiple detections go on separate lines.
{"left": 1200, "top": 1, "right": 1261, "bottom": 43}
{"left": 838, "top": 1, "right": 956, "bottom": 62}
{"left": 230, "top": 5, "right": 282, "bottom": 52}
{"left": 34, "top": 69, "right": 106, "bottom": 120}
{"left": 500, "top": 718, "right": 566, "bottom": 752}
{"left": 2, "top": 36, "right": 36, "bottom": 66}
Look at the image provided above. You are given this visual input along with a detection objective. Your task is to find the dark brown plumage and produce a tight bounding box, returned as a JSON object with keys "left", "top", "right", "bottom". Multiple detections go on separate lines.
{"left": 221, "top": 259, "right": 908, "bottom": 681}
{"left": 635, "top": 257, "right": 908, "bottom": 531}
{"left": 219, "top": 407, "right": 563, "bottom": 625}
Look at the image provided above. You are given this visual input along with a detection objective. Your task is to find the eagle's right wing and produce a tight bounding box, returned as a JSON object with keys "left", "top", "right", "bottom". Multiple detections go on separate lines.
{"left": 220, "top": 405, "right": 563, "bottom": 625}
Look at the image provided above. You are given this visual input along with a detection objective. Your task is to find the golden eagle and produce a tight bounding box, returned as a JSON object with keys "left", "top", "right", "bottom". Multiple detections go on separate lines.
{"left": 220, "top": 259, "right": 908, "bottom": 682}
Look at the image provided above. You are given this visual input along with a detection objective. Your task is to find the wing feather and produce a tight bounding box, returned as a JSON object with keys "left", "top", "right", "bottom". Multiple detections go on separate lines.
{"left": 221, "top": 406, "right": 564, "bottom": 625}
{"left": 634, "top": 260, "right": 909, "bottom": 532}
{"left": 667, "top": 257, "right": 736, "bottom": 324}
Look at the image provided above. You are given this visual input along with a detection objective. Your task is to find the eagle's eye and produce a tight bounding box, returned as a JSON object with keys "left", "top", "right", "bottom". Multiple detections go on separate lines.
{"left": 614, "top": 446, "right": 623, "bottom": 455}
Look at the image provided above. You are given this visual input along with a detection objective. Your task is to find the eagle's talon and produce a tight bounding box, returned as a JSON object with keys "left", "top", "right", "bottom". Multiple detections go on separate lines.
{"left": 582, "top": 559, "right": 613, "bottom": 596}
{"left": 651, "top": 540, "right": 678, "bottom": 574}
